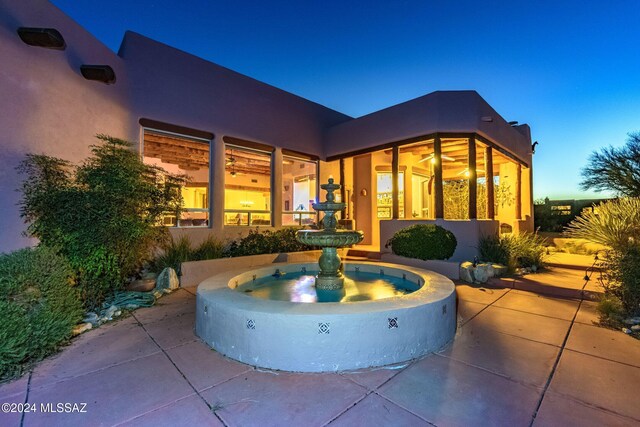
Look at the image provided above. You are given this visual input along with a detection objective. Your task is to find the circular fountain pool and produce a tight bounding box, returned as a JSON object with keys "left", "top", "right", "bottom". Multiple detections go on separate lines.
{"left": 196, "top": 261, "right": 456, "bottom": 372}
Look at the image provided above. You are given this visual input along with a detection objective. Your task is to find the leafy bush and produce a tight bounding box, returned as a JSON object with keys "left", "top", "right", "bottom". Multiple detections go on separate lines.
{"left": 385, "top": 224, "right": 457, "bottom": 260}
{"left": 152, "top": 234, "right": 225, "bottom": 275}
{"left": 599, "top": 245, "right": 640, "bottom": 317}
{"left": 18, "top": 135, "right": 185, "bottom": 309}
{"left": 0, "top": 247, "right": 83, "bottom": 380}
{"left": 225, "top": 227, "right": 314, "bottom": 257}
{"left": 479, "top": 233, "right": 547, "bottom": 271}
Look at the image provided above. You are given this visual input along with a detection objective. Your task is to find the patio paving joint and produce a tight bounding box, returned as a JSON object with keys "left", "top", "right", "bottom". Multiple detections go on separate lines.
{"left": 132, "top": 312, "right": 228, "bottom": 426}
{"left": 529, "top": 299, "right": 583, "bottom": 426}
{"left": 371, "top": 389, "right": 438, "bottom": 426}
{"left": 323, "top": 390, "right": 373, "bottom": 426}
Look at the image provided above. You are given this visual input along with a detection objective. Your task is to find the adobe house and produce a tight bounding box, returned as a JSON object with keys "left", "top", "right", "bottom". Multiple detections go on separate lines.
{"left": 0, "top": 0, "right": 534, "bottom": 260}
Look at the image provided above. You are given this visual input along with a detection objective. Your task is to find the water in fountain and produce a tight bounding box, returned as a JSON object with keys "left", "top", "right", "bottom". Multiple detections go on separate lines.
{"left": 236, "top": 179, "right": 418, "bottom": 302}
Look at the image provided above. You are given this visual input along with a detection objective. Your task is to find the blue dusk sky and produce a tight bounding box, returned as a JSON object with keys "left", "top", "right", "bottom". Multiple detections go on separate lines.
{"left": 51, "top": 0, "right": 640, "bottom": 200}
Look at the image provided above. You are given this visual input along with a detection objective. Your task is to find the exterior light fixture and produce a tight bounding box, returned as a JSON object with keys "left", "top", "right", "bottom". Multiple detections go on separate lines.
{"left": 17, "top": 27, "right": 66, "bottom": 49}
{"left": 508, "top": 121, "right": 519, "bottom": 126}
{"left": 80, "top": 65, "right": 116, "bottom": 84}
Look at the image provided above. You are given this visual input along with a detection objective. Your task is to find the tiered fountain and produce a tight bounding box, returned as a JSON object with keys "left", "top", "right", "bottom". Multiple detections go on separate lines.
{"left": 296, "top": 178, "right": 363, "bottom": 291}
{"left": 196, "top": 179, "right": 456, "bottom": 372}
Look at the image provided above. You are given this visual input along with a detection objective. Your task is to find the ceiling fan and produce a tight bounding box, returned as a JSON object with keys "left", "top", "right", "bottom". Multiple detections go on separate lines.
{"left": 417, "top": 153, "right": 455, "bottom": 164}
{"left": 226, "top": 150, "right": 237, "bottom": 166}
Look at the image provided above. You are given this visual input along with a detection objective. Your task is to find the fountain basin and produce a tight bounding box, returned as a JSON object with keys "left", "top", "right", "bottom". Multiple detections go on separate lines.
{"left": 196, "top": 261, "right": 456, "bottom": 372}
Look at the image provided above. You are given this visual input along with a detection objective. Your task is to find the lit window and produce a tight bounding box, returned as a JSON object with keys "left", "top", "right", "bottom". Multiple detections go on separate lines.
{"left": 224, "top": 145, "right": 272, "bottom": 226}
{"left": 142, "top": 129, "right": 210, "bottom": 227}
{"left": 282, "top": 156, "right": 317, "bottom": 226}
{"left": 376, "top": 172, "right": 404, "bottom": 218}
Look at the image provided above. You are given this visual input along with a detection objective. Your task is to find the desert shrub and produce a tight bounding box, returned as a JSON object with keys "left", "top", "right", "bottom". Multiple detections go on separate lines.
{"left": 151, "top": 235, "right": 193, "bottom": 275}
{"left": 0, "top": 247, "right": 83, "bottom": 380}
{"left": 18, "top": 135, "right": 184, "bottom": 309}
{"left": 152, "top": 234, "right": 226, "bottom": 275}
{"left": 269, "top": 228, "right": 313, "bottom": 253}
{"left": 479, "top": 233, "right": 547, "bottom": 271}
{"left": 386, "top": 224, "right": 457, "bottom": 260}
{"left": 565, "top": 197, "right": 640, "bottom": 249}
{"left": 478, "top": 235, "right": 510, "bottom": 266}
{"left": 566, "top": 197, "right": 640, "bottom": 319}
{"left": 191, "top": 234, "right": 225, "bottom": 261}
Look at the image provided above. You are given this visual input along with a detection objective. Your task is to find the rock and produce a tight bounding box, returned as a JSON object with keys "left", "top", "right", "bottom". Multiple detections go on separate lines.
{"left": 622, "top": 328, "right": 633, "bottom": 334}
{"left": 83, "top": 312, "right": 98, "bottom": 325}
{"left": 631, "top": 325, "right": 640, "bottom": 332}
{"left": 104, "top": 305, "right": 118, "bottom": 320}
{"left": 474, "top": 264, "right": 491, "bottom": 284}
{"left": 72, "top": 322, "right": 92, "bottom": 336}
{"left": 156, "top": 267, "right": 180, "bottom": 291}
{"left": 459, "top": 262, "right": 474, "bottom": 283}
{"left": 491, "top": 264, "right": 508, "bottom": 277}
{"left": 623, "top": 318, "right": 640, "bottom": 325}
{"left": 127, "top": 278, "right": 156, "bottom": 292}
{"left": 530, "top": 265, "right": 538, "bottom": 273}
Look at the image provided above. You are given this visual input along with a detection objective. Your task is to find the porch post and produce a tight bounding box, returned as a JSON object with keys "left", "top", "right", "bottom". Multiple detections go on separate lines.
{"left": 392, "top": 145, "right": 400, "bottom": 219}
{"left": 272, "top": 148, "right": 283, "bottom": 227}
{"left": 468, "top": 136, "right": 477, "bottom": 219}
{"left": 516, "top": 163, "right": 522, "bottom": 220}
{"left": 486, "top": 146, "right": 495, "bottom": 219}
{"left": 211, "top": 135, "right": 226, "bottom": 231}
{"left": 434, "top": 135, "right": 444, "bottom": 219}
{"left": 340, "top": 158, "right": 346, "bottom": 218}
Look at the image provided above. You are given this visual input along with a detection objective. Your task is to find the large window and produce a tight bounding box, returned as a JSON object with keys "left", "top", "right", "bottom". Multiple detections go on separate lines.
{"left": 441, "top": 138, "right": 470, "bottom": 219}
{"left": 399, "top": 139, "right": 435, "bottom": 219}
{"left": 142, "top": 129, "right": 210, "bottom": 227}
{"left": 224, "top": 145, "right": 272, "bottom": 226}
{"left": 282, "top": 155, "right": 317, "bottom": 226}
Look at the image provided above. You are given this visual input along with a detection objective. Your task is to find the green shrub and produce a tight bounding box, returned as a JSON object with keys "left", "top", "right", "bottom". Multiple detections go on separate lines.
{"left": 18, "top": 135, "right": 185, "bottom": 309}
{"left": 191, "top": 234, "right": 225, "bottom": 261}
{"left": 0, "top": 247, "right": 83, "bottom": 380}
{"left": 152, "top": 234, "right": 225, "bottom": 275}
{"left": 479, "top": 233, "right": 547, "bottom": 272}
{"left": 225, "top": 227, "right": 316, "bottom": 257}
{"left": 386, "top": 224, "right": 457, "bottom": 260}
{"left": 152, "top": 236, "right": 193, "bottom": 275}
{"left": 477, "top": 234, "right": 510, "bottom": 266}
{"left": 600, "top": 246, "right": 640, "bottom": 317}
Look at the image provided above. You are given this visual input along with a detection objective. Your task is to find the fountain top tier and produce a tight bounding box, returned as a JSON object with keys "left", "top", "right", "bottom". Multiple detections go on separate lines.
{"left": 311, "top": 178, "right": 344, "bottom": 231}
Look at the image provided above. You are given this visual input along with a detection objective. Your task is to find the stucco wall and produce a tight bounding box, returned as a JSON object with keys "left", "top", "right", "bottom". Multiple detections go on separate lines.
{"left": 0, "top": 0, "right": 136, "bottom": 252}
{"left": 119, "top": 32, "right": 351, "bottom": 159}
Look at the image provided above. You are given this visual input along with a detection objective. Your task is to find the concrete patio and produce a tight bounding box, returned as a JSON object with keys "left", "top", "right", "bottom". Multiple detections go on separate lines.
{"left": 1, "top": 270, "right": 638, "bottom": 426}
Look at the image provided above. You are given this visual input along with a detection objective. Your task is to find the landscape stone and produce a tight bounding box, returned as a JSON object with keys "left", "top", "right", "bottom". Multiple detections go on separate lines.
{"left": 474, "top": 264, "right": 491, "bottom": 283}
{"left": 156, "top": 267, "right": 180, "bottom": 291}
{"left": 72, "top": 322, "right": 92, "bottom": 336}
{"left": 460, "top": 262, "right": 474, "bottom": 283}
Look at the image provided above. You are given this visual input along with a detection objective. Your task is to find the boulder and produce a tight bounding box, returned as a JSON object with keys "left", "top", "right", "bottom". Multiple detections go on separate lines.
{"left": 156, "top": 267, "right": 180, "bottom": 291}
{"left": 474, "top": 264, "right": 491, "bottom": 284}
{"left": 459, "top": 262, "right": 475, "bottom": 283}
{"left": 126, "top": 278, "right": 156, "bottom": 292}
{"left": 72, "top": 322, "right": 93, "bottom": 336}
{"left": 491, "top": 264, "right": 508, "bottom": 277}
